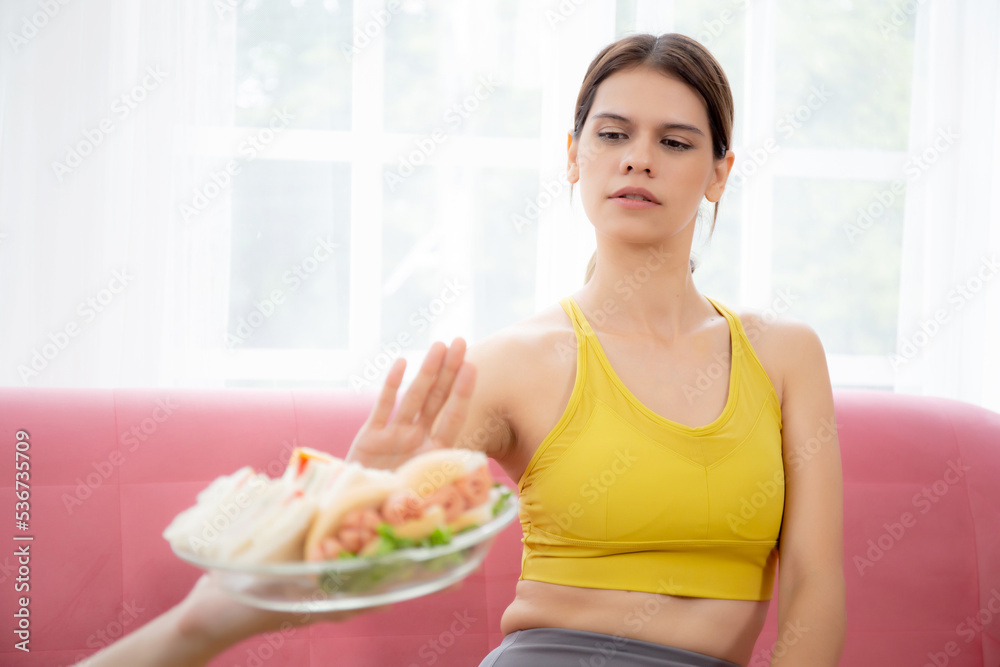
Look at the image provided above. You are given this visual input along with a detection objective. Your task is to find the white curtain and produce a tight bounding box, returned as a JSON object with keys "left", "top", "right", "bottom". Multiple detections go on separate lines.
{"left": 0, "top": 0, "right": 234, "bottom": 387}
{"left": 2, "top": 0, "right": 999, "bottom": 414}
{"left": 894, "top": 0, "right": 1000, "bottom": 413}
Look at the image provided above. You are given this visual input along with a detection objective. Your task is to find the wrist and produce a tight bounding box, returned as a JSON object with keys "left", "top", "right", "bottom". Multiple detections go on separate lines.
{"left": 172, "top": 604, "right": 233, "bottom": 660}
{"left": 172, "top": 588, "right": 256, "bottom": 661}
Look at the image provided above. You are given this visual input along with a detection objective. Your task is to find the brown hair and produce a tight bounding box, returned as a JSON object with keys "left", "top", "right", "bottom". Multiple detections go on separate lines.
{"left": 570, "top": 33, "right": 734, "bottom": 282}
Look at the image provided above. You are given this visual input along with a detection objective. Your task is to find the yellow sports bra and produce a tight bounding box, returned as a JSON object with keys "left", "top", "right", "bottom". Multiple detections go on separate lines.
{"left": 516, "top": 295, "right": 784, "bottom": 601}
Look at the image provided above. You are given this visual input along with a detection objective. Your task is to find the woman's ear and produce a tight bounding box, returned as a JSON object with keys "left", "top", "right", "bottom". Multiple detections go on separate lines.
{"left": 705, "top": 149, "right": 735, "bottom": 203}
{"left": 567, "top": 131, "right": 579, "bottom": 184}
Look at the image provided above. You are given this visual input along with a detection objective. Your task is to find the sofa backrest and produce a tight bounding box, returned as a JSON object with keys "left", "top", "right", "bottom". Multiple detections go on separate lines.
{"left": 0, "top": 388, "right": 998, "bottom": 666}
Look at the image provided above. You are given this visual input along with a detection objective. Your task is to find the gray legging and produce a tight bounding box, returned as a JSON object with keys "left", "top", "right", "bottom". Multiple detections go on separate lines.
{"left": 478, "top": 628, "right": 743, "bottom": 667}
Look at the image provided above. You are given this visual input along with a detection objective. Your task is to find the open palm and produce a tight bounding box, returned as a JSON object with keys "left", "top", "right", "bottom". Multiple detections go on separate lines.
{"left": 346, "top": 338, "right": 477, "bottom": 471}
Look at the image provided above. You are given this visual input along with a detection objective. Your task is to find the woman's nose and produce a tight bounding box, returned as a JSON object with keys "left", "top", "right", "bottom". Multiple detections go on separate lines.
{"left": 621, "top": 142, "right": 655, "bottom": 175}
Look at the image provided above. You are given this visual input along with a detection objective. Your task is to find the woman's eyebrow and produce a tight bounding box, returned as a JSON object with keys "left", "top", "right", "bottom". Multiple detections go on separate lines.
{"left": 591, "top": 112, "right": 705, "bottom": 136}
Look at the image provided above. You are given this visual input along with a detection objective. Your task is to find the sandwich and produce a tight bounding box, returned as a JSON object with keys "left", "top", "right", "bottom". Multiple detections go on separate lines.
{"left": 163, "top": 447, "right": 350, "bottom": 564}
{"left": 303, "top": 448, "right": 500, "bottom": 562}
{"left": 395, "top": 448, "right": 496, "bottom": 532}
{"left": 164, "top": 446, "right": 510, "bottom": 567}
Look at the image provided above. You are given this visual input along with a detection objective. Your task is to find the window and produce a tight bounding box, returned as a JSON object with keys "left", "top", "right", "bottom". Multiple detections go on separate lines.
{"left": 212, "top": 0, "right": 915, "bottom": 390}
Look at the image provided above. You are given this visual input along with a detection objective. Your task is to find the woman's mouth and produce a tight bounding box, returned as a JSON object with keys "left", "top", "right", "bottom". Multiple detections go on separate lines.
{"left": 610, "top": 195, "right": 659, "bottom": 210}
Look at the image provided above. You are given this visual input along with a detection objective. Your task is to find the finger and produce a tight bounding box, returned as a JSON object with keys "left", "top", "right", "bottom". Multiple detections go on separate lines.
{"left": 366, "top": 356, "right": 407, "bottom": 429}
{"left": 429, "top": 362, "right": 476, "bottom": 448}
{"left": 393, "top": 341, "right": 447, "bottom": 425}
{"left": 417, "top": 337, "right": 467, "bottom": 432}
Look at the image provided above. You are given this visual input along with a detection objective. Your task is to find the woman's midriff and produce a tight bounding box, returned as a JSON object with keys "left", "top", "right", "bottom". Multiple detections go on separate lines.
{"left": 499, "top": 580, "right": 769, "bottom": 666}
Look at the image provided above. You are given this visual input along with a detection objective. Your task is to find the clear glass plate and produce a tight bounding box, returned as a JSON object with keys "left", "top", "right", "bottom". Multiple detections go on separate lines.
{"left": 172, "top": 486, "right": 519, "bottom": 611}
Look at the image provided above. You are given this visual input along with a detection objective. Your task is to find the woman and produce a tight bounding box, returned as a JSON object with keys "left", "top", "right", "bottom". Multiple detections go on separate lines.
{"left": 350, "top": 33, "right": 845, "bottom": 667}
{"left": 83, "top": 31, "right": 844, "bottom": 667}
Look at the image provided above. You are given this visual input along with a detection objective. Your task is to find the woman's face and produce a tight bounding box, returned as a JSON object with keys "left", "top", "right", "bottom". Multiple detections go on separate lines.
{"left": 568, "top": 66, "right": 732, "bottom": 241}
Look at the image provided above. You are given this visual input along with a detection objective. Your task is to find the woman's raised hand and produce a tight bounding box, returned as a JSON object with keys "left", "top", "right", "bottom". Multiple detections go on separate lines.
{"left": 346, "top": 338, "right": 477, "bottom": 470}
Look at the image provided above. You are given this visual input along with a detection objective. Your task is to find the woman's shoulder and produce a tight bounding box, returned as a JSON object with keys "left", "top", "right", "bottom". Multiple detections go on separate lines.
{"left": 726, "top": 301, "right": 824, "bottom": 410}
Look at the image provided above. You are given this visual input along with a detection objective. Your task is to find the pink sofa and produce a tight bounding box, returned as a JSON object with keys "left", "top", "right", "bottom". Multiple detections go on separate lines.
{"left": 1, "top": 388, "right": 998, "bottom": 666}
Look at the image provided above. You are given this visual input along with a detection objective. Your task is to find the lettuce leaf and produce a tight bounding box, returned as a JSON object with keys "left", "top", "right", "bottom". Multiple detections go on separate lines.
{"left": 492, "top": 490, "right": 512, "bottom": 517}
{"left": 374, "top": 522, "right": 454, "bottom": 555}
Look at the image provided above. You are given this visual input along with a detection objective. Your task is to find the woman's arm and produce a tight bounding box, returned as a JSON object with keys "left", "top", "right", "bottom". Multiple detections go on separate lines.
{"left": 75, "top": 575, "right": 384, "bottom": 667}
{"left": 768, "top": 321, "right": 846, "bottom": 667}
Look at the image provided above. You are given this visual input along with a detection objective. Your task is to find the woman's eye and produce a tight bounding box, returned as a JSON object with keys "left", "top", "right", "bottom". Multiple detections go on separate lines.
{"left": 597, "top": 131, "right": 625, "bottom": 141}
{"left": 596, "top": 131, "right": 690, "bottom": 151}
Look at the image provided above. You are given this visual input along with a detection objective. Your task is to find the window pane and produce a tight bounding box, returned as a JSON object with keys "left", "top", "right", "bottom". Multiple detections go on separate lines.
{"left": 382, "top": 165, "right": 539, "bottom": 346}
{"left": 674, "top": 2, "right": 746, "bottom": 149}
{"left": 229, "top": 161, "right": 352, "bottom": 349}
{"left": 692, "top": 198, "right": 742, "bottom": 307}
{"left": 235, "top": 1, "right": 353, "bottom": 130}
{"left": 384, "top": 1, "right": 541, "bottom": 137}
{"left": 775, "top": 0, "right": 916, "bottom": 150}
{"left": 615, "top": 0, "right": 637, "bottom": 35}
{"left": 381, "top": 165, "right": 444, "bottom": 350}
{"left": 473, "top": 166, "right": 540, "bottom": 335}
{"left": 771, "top": 177, "right": 904, "bottom": 354}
